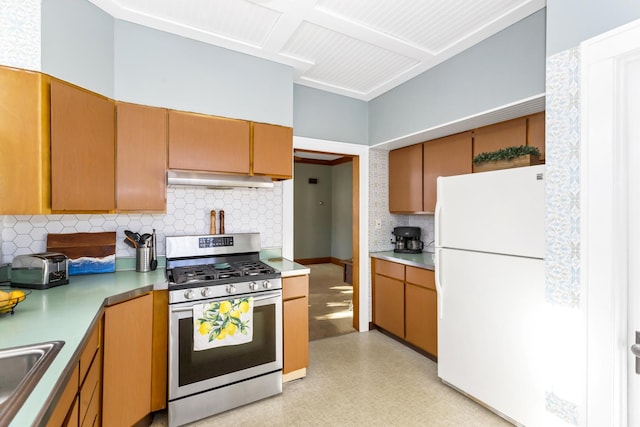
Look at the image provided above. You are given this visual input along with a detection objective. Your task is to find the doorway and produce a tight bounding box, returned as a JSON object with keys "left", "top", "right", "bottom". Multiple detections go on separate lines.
{"left": 293, "top": 150, "right": 355, "bottom": 340}
{"left": 282, "top": 136, "right": 369, "bottom": 334}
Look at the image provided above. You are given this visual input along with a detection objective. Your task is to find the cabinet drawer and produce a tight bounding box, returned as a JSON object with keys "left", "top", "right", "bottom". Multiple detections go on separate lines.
{"left": 46, "top": 366, "right": 79, "bottom": 427}
{"left": 283, "top": 275, "right": 309, "bottom": 300}
{"left": 374, "top": 259, "right": 404, "bottom": 281}
{"left": 65, "top": 396, "right": 79, "bottom": 427}
{"left": 406, "top": 266, "right": 435, "bottom": 290}
{"left": 80, "top": 351, "right": 101, "bottom": 425}
{"left": 79, "top": 322, "right": 100, "bottom": 381}
{"left": 81, "top": 383, "right": 100, "bottom": 427}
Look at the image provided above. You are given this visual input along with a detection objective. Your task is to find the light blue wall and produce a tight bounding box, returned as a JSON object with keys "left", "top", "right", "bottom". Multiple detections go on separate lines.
{"left": 331, "top": 162, "right": 353, "bottom": 259}
{"left": 547, "top": 0, "right": 640, "bottom": 56}
{"left": 294, "top": 163, "right": 333, "bottom": 259}
{"left": 41, "top": 0, "right": 115, "bottom": 97}
{"left": 368, "top": 9, "right": 546, "bottom": 146}
{"left": 294, "top": 84, "right": 368, "bottom": 145}
{"left": 114, "top": 21, "right": 293, "bottom": 126}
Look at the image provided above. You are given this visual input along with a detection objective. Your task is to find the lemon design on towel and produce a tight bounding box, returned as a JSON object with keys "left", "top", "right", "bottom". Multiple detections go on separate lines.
{"left": 197, "top": 297, "right": 251, "bottom": 342}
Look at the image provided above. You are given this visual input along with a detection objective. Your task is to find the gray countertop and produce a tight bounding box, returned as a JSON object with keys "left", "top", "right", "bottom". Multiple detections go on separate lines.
{"left": 0, "top": 258, "right": 306, "bottom": 426}
{"left": 370, "top": 251, "right": 435, "bottom": 271}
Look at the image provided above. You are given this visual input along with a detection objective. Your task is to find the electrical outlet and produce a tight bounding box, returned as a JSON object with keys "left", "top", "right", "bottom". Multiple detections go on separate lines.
{"left": 375, "top": 219, "right": 382, "bottom": 229}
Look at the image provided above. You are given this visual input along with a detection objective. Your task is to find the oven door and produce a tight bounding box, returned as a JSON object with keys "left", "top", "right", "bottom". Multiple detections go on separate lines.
{"left": 168, "top": 290, "right": 282, "bottom": 400}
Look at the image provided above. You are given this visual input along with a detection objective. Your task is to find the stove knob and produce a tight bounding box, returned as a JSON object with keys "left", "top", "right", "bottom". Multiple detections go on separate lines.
{"left": 226, "top": 284, "right": 236, "bottom": 294}
{"left": 184, "top": 290, "right": 195, "bottom": 300}
{"left": 201, "top": 287, "right": 211, "bottom": 298}
{"left": 263, "top": 280, "right": 272, "bottom": 289}
{"left": 250, "top": 281, "right": 258, "bottom": 291}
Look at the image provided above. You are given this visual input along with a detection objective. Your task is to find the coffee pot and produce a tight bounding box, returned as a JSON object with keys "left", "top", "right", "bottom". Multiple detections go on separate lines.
{"left": 392, "top": 227, "right": 424, "bottom": 253}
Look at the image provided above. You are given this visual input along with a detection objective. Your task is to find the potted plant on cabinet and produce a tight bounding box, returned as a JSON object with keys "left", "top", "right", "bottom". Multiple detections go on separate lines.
{"left": 472, "top": 145, "right": 541, "bottom": 173}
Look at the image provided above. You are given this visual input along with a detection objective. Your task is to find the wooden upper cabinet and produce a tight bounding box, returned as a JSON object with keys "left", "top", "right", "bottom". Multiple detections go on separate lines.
{"left": 168, "top": 110, "right": 250, "bottom": 174}
{"left": 252, "top": 122, "right": 293, "bottom": 179}
{"left": 423, "top": 131, "right": 472, "bottom": 213}
{"left": 51, "top": 79, "right": 115, "bottom": 211}
{"left": 389, "top": 144, "right": 423, "bottom": 213}
{"left": 527, "top": 111, "right": 545, "bottom": 162}
{"left": 116, "top": 102, "right": 167, "bottom": 211}
{"left": 473, "top": 117, "right": 527, "bottom": 158}
{"left": 0, "top": 66, "right": 51, "bottom": 214}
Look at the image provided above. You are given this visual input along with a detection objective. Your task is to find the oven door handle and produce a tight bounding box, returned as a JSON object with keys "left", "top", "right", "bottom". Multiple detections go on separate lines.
{"left": 170, "top": 292, "right": 282, "bottom": 313}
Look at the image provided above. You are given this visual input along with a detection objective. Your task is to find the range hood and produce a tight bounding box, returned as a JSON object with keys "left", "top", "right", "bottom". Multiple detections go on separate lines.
{"left": 167, "top": 170, "right": 274, "bottom": 189}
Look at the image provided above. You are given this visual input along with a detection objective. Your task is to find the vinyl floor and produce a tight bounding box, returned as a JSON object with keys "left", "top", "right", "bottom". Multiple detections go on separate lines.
{"left": 151, "top": 330, "right": 511, "bottom": 426}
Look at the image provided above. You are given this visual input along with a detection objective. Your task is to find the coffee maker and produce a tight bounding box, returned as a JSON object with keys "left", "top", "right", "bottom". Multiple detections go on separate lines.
{"left": 392, "top": 227, "right": 424, "bottom": 254}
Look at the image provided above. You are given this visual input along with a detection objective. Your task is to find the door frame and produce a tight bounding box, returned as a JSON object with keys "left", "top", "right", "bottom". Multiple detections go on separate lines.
{"left": 582, "top": 18, "right": 640, "bottom": 426}
{"left": 283, "top": 136, "right": 370, "bottom": 331}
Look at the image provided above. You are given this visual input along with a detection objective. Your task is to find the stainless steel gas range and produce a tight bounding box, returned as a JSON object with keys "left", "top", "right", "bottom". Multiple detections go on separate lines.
{"left": 166, "top": 233, "right": 282, "bottom": 427}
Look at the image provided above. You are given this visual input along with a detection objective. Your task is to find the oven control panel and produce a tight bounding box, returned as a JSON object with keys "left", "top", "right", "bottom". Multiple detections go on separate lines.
{"left": 199, "top": 236, "right": 234, "bottom": 248}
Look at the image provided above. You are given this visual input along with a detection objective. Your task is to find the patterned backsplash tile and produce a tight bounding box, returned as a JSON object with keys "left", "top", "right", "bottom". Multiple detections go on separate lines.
{"left": 0, "top": 184, "right": 283, "bottom": 264}
{"left": 368, "top": 148, "right": 434, "bottom": 253}
{"left": 0, "top": 0, "right": 41, "bottom": 71}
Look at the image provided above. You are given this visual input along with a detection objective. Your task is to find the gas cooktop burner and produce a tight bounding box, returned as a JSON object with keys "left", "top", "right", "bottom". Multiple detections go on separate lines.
{"left": 171, "top": 261, "right": 277, "bottom": 286}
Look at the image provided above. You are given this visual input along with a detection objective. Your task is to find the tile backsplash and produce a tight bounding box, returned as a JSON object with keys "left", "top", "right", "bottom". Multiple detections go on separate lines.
{"left": 0, "top": 184, "right": 283, "bottom": 264}
{"left": 368, "top": 148, "right": 434, "bottom": 252}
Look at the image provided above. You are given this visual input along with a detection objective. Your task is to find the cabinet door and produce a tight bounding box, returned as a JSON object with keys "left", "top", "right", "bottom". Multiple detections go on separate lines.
{"left": 103, "top": 293, "right": 153, "bottom": 426}
{"left": 51, "top": 79, "right": 115, "bottom": 211}
{"left": 423, "top": 131, "right": 472, "bottom": 213}
{"left": 389, "top": 144, "right": 423, "bottom": 213}
{"left": 473, "top": 117, "right": 527, "bottom": 159}
{"left": 116, "top": 102, "right": 167, "bottom": 211}
{"left": 527, "top": 112, "right": 545, "bottom": 162}
{"left": 374, "top": 274, "right": 405, "bottom": 338}
{"left": 168, "top": 110, "right": 250, "bottom": 174}
{"left": 252, "top": 122, "right": 293, "bottom": 178}
{"left": 151, "top": 290, "right": 168, "bottom": 412}
{"left": 283, "top": 296, "right": 309, "bottom": 374}
{"left": 405, "top": 281, "right": 438, "bottom": 356}
{"left": 0, "top": 66, "right": 51, "bottom": 214}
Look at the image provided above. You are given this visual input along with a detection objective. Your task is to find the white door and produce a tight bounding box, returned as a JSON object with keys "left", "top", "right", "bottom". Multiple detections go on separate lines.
{"left": 582, "top": 19, "right": 640, "bottom": 426}
{"left": 626, "top": 53, "right": 640, "bottom": 426}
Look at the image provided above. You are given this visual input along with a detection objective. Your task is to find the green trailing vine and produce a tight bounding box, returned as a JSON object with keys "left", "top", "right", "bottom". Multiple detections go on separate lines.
{"left": 472, "top": 145, "right": 541, "bottom": 164}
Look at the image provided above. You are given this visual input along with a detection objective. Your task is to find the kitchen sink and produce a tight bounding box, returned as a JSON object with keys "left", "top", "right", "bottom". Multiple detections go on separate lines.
{"left": 0, "top": 340, "right": 64, "bottom": 424}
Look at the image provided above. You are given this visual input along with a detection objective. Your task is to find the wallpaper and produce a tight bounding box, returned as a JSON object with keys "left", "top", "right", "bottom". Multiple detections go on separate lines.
{"left": 543, "top": 47, "right": 582, "bottom": 426}
{"left": 0, "top": 184, "right": 284, "bottom": 264}
{"left": 0, "top": 0, "right": 40, "bottom": 71}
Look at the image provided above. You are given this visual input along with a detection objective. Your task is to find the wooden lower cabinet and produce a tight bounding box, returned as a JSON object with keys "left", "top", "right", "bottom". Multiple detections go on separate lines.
{"left": 282, "top": 275, "right": 309, "bottom": 381}
{"left": 372, "top": 258, "right": 437, "bottom": 357}
{"left": 102, "top": 293, "right": 153, "bottom": 426}
{"left": 373, "top": 275, "right": 405, "bottom": 338}
{"left": 404, "top": 266, "right": 438, "bottom": 356}
{"left": 47, "top": 317, "right": 102, "bottom": 427}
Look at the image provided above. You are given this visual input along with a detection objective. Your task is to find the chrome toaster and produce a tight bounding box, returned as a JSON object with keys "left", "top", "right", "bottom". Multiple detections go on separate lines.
{"left": 11, "top": 252, "right": 69, "bottom": 289}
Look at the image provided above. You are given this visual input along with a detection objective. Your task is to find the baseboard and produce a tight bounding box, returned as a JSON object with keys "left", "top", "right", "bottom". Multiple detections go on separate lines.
{"left": 294, "top": 257, "right": 331, "bottom": 265}
{"left": 293, "top": 257, "right": 351, "bottom": 266}
{"left": 283, "top": 368, "right": 306, "bottom": 383}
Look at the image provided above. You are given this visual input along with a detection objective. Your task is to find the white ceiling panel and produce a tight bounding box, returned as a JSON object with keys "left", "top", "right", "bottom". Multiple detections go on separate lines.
{"left": 282, "top": 22, "right": 419, "bottom": 94}
{"left": 111, "top": 0, "right": 281, "bottom": 46}
{"left": 88, "top": 0, "right": 546, "bottom": 100}
{"left": 316, "top": 0, "right": 524, "bottom": 53}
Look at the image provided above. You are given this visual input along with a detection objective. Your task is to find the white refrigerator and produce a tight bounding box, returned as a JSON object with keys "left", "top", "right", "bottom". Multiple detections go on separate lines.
{"left": 435, "top": 165, "right": 546, "bottom": 426}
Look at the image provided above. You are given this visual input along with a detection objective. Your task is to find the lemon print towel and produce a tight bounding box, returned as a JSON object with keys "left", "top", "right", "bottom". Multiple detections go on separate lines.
{"left": 193, "top": 297, "right": 253, "bottom": 350}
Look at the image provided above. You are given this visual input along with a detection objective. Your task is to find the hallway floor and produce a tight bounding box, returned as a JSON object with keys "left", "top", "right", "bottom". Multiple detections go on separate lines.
{"left": 308, "top": 263, "right": 356, "bottom": 341}
{"left": 152, "top": 331, "right": 511, "bottom": 426}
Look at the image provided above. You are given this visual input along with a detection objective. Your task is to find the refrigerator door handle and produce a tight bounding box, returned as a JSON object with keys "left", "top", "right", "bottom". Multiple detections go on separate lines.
{"left": 435, "top": 247, "right": 443, "bottom": 319}
{"left": 434, "top": 200, "right": 442, "bottom": 248}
